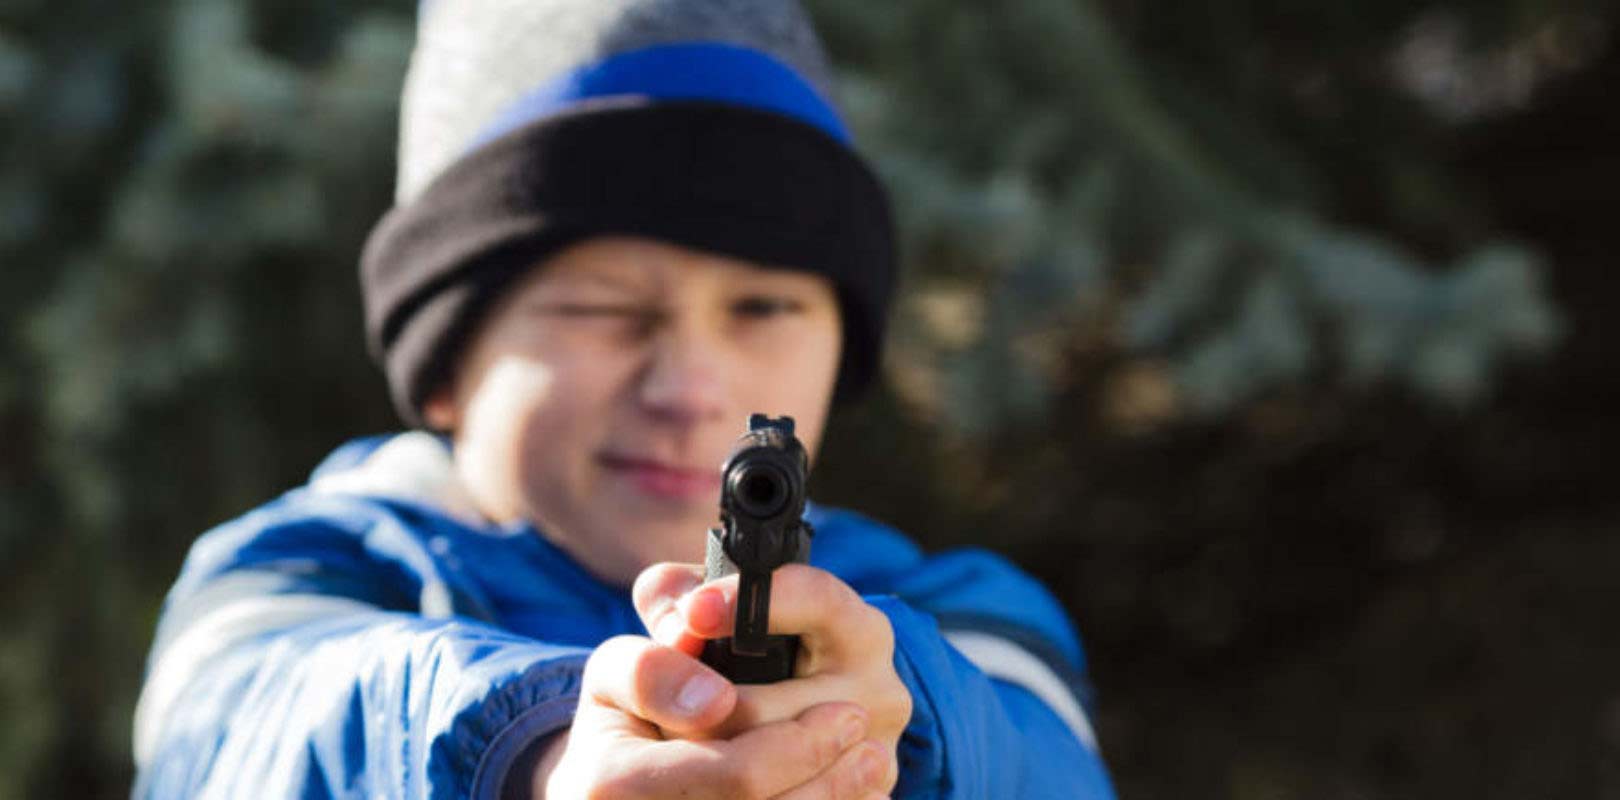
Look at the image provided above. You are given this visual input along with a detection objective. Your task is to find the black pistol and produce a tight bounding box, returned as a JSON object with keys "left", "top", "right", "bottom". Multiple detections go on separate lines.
{"left": 700, "top": 414, "right": 814, "bottom": 684}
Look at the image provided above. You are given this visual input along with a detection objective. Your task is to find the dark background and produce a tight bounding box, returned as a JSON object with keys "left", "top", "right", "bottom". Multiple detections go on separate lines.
{"left": 2, "top": 1, "right": 1616, "bottom": 797}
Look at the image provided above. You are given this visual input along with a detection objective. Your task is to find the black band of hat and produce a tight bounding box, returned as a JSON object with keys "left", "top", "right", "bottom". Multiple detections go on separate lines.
{"left": 361, "top": 98, "right": 897, "bottom": 426}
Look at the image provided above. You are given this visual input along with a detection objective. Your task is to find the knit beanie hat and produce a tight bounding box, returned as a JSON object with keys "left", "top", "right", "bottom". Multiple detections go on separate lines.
{"left": 360, "top": 0, "right": 897, "bottom": 427}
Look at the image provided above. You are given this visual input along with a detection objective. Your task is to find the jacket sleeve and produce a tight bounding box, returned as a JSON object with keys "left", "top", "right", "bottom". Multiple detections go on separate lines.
{"left": 812, "top": 508, "right": 1116, "bottom": 799}
{"left": 874, "top": 596, "right": 1115, "bottom": 799}
{"left": 132, "top": 494, "right": 589, "bottom": 800}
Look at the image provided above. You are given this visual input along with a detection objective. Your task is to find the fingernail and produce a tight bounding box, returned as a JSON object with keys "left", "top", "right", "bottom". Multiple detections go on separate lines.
{"left": 675, "top": 672, "right": 725, "bottom": 716}
{"left": 842, "top": 712, "right": 868, "bottom": 751}
{"left": 653, "top": 612, "right": 685, "bottom": 647}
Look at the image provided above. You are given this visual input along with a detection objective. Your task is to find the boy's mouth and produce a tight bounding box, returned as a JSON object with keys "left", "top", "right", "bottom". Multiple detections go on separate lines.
{"left": 597, "top": 454, "right": 722, "bottom": 502}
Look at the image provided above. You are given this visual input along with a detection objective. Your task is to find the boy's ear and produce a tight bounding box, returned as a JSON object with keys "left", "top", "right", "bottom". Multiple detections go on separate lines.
{"left": 422, "top": 385, "right": 458, "bottom": 432}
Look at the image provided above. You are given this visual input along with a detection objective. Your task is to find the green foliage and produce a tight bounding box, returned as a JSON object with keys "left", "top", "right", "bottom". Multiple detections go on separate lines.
{"left": 813, "top": 0, "right": 1565, "bottom": 434}
{"left": 2, "top": 1, "right": 409, "bottom": 795}
{"left": 1, "top": 0, "right": 1613, "bottom": 797}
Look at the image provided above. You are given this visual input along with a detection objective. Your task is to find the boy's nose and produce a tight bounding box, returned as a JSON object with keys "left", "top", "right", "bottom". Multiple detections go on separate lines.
{"left": 637, "top": 326, "right": 728, "bottom": 425}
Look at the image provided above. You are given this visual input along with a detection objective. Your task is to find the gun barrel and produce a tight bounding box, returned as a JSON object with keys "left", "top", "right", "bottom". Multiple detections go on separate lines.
{"left": 701, "top": 414, "right": 814, "bottom": 684}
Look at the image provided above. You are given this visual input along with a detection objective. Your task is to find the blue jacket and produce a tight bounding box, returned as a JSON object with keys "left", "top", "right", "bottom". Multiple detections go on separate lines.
{"left": 132, "top": 433, "right": 1115, "bottom": 799}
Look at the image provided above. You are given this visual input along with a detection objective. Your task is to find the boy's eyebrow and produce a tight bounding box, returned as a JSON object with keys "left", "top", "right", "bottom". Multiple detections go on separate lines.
{"left": 542, "top": 268, "right": 656, "bottom": 294}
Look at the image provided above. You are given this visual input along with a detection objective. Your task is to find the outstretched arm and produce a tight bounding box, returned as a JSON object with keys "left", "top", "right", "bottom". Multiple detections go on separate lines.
{"left": 634, "top": 557, "right": 1115, "bottom": 799}
{"left": 132, "top": 513, "right": 592, "bottom": 799}
{"left": 136, "top": 500, "right": 885, "bottom": 800}
{"left": 877, "top": 597, "right": 1114, "bottom": 799}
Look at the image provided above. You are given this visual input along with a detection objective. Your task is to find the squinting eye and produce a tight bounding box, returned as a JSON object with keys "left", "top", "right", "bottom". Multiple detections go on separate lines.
{"left": 531, "top": 303, "right": 665, "bottom": 337}
{"left": 731, "top": 296, "right": 804, "bottom": 318}
{"left": 538, "top": 303, "right": 646, "bottom": 318}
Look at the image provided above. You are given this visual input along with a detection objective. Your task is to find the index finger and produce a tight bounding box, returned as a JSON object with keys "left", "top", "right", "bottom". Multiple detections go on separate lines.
{"left": 688, "top": 564, "right": 891, "bottom": 667}
{"left": 632, "top": 562, "right": 708, "bottom": 657}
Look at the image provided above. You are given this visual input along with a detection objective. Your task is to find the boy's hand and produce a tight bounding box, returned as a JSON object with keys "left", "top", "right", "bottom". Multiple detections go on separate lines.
{"left": 533, "top": 633, "right": 891, "bottom": 799}
{"left": 632, "top": 563, "right": 912, "bottom": 794}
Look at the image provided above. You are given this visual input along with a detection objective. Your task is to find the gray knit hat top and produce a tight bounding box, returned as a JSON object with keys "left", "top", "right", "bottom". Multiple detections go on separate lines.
{"left": 362, "top": 0, "right": 897, "bottom": 426}
{"left": 399, "top": 0, "right": 838, "bottom": 203}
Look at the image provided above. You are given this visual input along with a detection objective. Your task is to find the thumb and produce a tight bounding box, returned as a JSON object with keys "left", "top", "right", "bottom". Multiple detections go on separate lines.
{"left": 579, "top": 635, "right": 737, "bottom": 739}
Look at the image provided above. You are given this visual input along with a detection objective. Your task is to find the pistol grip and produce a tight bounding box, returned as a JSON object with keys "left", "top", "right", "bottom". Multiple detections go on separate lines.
{"left": 700, "top": 527, "right": 800, "bottom": 683}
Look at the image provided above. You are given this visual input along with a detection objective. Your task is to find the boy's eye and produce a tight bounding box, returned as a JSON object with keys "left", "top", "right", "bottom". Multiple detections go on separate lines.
{"left": 731, "top": 296, "right": 804, "bottom": 318}
{"left": 541, "top": 303, "right": 645, "bottom": 317}
{"left": 532, "top": 302, "right": 666, "bottom": 334}
{"left": 534, "top": 302, "right": 662, "bottom": 322}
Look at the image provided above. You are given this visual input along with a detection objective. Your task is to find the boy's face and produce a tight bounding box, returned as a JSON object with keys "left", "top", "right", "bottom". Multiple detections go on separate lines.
{"left": 425, "top": 236, "right": 843, "bottom": 586}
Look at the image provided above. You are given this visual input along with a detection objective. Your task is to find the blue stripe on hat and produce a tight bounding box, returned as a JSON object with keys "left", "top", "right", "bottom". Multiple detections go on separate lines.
{"left": 465, "top": 42, "right": 852, "bottom": 155}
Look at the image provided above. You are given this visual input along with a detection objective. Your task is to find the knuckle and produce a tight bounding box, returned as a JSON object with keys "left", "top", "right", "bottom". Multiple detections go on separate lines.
{"left": 716, "top": 763, "right": 768, "bottom": 799}
{"left": 633, "top": 562, "right": 698, "bottom": 610}
{"left": 582, "top": 635, "right": 634, "bottom": 683}
{"left": 585, "top": 774, "right": 636, "bottom": 800}
{"left": 809, "top": 719, "right": 845, "bottom": 768}
{"left": 856, "top": 603, "right": 893, "bottom": 648}
{"left": 807, "top": 774, "right": 842, "bottom": 800}
{"left": 855, "top": 752, "right": 892, "bottom": 800}
{"left": 823, "top": 572, "right": 862, "bottom": 613}
{"left": 727, "top": 691, "right": 768, "bottom": 730}
{"left": 855, "top": 673, "right": 910, "bottom": 742}
{"left": 790, "top": 564, "right": 849, "bottom": 612}
{"left": 882, "top": 687, "right": 912, "bottom": 738}
{"left": 584, "top": 635, "right": 667, "bottom": 713}
{"left": 827, "top": 750, "right": 868, "bottom": 800}
{"left": 588, "top": 751, "right": 659, "bottom": 800}
{"left": 886, "top": 669, "right": 911, "bottom": 709}
{"left": 878, "top": 752, "right": 901, "bottom": 794}
{"left": 629, "top": 565, "right": 663, "bottom": 607}
{"left": 579, "top": 759, "right": 628, "bottom": 800}
{"left": 842, "top": 742, "right": 885, "bottom": 799}
{"left": 594, "top": 633, "right": 643, "bottom": 658}
{"left": 625, "top": 645, "right": 665, "bottom": 706}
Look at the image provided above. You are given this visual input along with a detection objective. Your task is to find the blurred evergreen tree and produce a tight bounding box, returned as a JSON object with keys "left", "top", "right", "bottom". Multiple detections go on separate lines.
{"left": 814, "top": 0, "right": 1567, "bottom": 435}
{"left": 0, "top": 0, "right": 1612, "bottom": 797}
{"left": 3, "top": 1, "right": 409, "bottom": 794}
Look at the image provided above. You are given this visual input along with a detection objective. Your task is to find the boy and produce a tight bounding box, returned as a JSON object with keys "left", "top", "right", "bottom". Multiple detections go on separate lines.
{"left": 132, "top": 1, "right": 1116, "bottom": 797}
